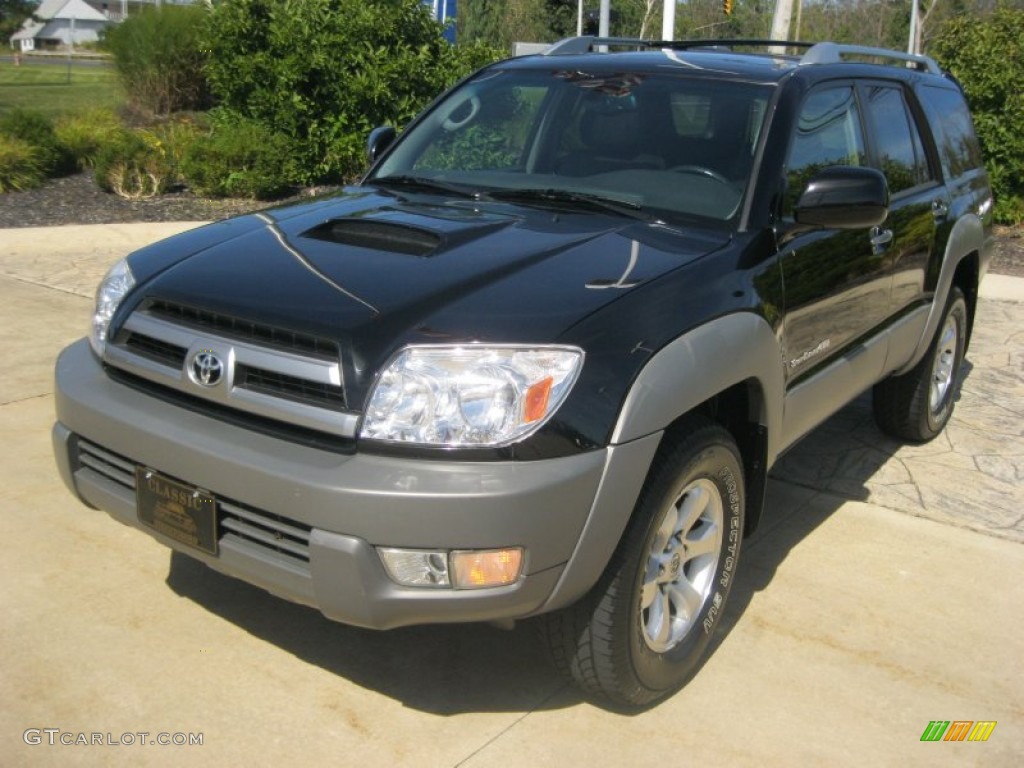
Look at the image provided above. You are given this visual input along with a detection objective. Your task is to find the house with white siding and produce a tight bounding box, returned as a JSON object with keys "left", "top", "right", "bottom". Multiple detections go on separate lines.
{"left": 10, "top": 0, "right": 110, "bottom": 53}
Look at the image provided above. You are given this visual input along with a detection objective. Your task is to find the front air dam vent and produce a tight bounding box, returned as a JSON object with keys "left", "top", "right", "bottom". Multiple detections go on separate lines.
{"left": 305, "top": 220, "right": 442, "bottom": 257}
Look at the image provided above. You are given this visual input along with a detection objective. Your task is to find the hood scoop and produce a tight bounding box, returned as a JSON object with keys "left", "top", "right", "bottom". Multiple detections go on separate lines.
{"left": 304, "top": 219, "right": 442, "bottom": 257}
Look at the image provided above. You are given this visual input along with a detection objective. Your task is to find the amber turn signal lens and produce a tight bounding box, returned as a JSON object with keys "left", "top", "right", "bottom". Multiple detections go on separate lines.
{"left": 451, "top": 548, "right": 524, "bottom": 589}
{"left": 523, "top": 376, "right": 553, "bottom": 424}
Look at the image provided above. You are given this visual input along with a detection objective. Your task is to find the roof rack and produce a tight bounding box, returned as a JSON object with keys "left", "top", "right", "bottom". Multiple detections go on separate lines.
{"left": 800, "top": 42, "right": 941, "bottom": 74}
{"left": 542, "top": 37, "right": 942, "bottom": 75}
{"left": 543, "top": 37, "right": 811, "bottom": 56}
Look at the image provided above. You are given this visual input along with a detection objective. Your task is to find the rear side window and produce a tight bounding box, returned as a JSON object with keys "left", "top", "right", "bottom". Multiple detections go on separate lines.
{"left": 917, "top": 85, "right": 984, "bottom": 180}
{"left": 863, "top": 86, "right": 932, "bottom": 194}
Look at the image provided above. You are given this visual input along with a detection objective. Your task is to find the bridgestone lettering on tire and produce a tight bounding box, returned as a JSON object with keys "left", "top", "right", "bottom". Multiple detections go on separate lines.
{"left": 873, "top": 287, "right": 968, "bottom": 442}
{"left": 540, "top": 419, "right": 744, "bottom": 708}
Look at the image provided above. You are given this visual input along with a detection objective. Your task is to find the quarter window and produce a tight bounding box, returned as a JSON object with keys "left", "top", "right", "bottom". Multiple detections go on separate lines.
{"left": 918, "top": 85, "right": 985, "bottom": 180}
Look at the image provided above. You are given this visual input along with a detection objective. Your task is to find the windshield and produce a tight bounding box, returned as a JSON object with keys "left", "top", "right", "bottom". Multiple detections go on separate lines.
{"left": 371, "top": 67, "right": 771, "bottom": 225}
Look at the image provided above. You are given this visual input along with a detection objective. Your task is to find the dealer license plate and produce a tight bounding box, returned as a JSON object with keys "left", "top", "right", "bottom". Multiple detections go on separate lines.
{"left": 136, "top": 468, "right": 218, "bottom": 555}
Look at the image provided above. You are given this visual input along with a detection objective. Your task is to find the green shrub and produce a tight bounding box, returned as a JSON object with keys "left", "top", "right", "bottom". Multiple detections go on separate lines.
{"left": 0, "top": 136, "right": 46, "bottom": 192}
{"left": 931, "top": 8, "right": 1024, "bottom": 225}
{"left": 103, "top": 5, "right": 210, "bottom": 115}
{"left": 140, "top": 117, "right": 205, "bottom": 187}
{"left": 93, "top": 129, "right": 171, "bottom": 198}
{"left": 0, "top": 109, "right": 76, "bottom": 177}
{"left": 180, "top": 116, "right": 295, "bottom": 200}
{"left": 202, "top": 0, "right": 503, "bottom": 184}
{"left": 994, "top": 195, "right": 1024, "bottom": 226}
{"left": 53, "top": 109, "right": 123, "bottom": 170}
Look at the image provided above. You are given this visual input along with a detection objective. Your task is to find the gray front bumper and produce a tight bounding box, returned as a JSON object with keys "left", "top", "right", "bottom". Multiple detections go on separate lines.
{"left": 53, "top": 339, "right": 659, "bottom": 629}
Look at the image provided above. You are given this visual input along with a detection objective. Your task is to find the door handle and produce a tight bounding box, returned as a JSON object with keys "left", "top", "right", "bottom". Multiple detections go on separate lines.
{"left": 870, "top": 226, "right": 893, "bottom": 254}
{"left": 932, "top": 199, "right": 949, "bottom": 220}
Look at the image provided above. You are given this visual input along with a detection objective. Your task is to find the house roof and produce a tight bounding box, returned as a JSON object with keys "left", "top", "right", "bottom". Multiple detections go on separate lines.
{"left": 35, "top": 0, "right": 108, "bottom": 23}
{"left": 10, "top": 22, "right": 44, "bottom": 42}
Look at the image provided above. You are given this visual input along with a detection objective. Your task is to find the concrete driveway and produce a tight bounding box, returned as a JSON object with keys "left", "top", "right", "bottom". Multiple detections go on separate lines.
{"left": 1, "top": 224, "right": 1022, "bottom": 767}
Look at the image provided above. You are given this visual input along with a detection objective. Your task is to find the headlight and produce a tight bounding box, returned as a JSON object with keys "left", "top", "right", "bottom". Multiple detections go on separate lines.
{"left": 89, "top": 258, "right": 135, "bottom": 357}
{"left": 361, "top": 345, "right": 584, "bottom": 447}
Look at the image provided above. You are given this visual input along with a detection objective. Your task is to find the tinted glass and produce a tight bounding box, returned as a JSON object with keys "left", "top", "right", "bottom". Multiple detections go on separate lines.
{"left": 918, "top": 85, "right": 984, "bottom": 179}
{"left": 374, "top": 69, "right": 772, "bottom": 225}
{"left": 864, "top": 86, "right": 931, "bottom": 193}
{"left": 784, "top": 87, "right": 866, "bottom": 214}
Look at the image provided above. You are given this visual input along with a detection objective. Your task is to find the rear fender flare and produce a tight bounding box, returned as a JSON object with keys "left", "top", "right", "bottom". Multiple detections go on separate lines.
{"left": 894, "top": 212, "right": 984, "bottom": 375}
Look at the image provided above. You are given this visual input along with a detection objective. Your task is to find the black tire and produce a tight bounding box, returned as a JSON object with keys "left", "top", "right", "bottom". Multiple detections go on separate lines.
{"left": 540, "top": 419, "right": 744, "bottom": 708}
{"left": 873, "top": 287, "right": 967, "bottom": 442}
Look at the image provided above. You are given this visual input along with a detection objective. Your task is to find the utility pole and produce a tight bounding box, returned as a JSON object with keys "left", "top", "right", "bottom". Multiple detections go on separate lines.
{"left": 908, "top": 0, "right": 919, "bottom": 54}
{"left": 663, "top": 0, "right": 675, "bottom": 40}
{"left": 599, "top": 0, "right": 610, "bottom": 37}
{"left": 770, "top": 0, "right": 795, "bottom": 43}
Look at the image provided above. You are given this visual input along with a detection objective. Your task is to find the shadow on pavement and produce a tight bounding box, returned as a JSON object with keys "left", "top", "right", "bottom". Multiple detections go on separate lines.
{"left": 165, "top": 550, "right": 576, "bottom": 716}
{"left": 164, "top": 364, "right": 976, "bottom": 716}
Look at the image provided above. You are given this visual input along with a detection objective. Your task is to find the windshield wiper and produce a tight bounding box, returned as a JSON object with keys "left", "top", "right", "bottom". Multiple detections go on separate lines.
{"left": 367, "top": 175, "right": 479, "bottom": 199}
{"left": 488, "top": 188, "right": 655, "bottom": 221}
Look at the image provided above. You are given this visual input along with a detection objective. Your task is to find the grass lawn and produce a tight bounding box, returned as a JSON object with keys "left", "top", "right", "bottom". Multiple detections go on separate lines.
{"left": 0, "top": 59, "right": 124, "bottom": 117}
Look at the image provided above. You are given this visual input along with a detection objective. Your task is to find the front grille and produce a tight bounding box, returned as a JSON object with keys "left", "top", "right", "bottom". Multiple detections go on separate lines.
{"left": 237, "top": 365, "right": 346, "bottom": 408}
{"left": 77, "top": 439, "right": 313, "bottom": 567}
{"left": 104, "top": 301, "right": 360, "bottom": 441}
{"left": 124, "top": 332, "right": 187, "bottom": 368}
{"left": 78, "top": 440, "right": 135, "bottom": 490}
{"left": 220, "top": 502, "right": 312, "bottom": 563}
{"left": 146, "top": 300, "right": 338, "bottom": 359}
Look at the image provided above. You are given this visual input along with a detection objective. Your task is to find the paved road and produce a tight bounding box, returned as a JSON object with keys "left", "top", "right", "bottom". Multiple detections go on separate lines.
{"left": 1, "top": 55, "right": 112, "bottom": 68}
{"left": 1, "top": 224, "right": 1021, "bottom": 766}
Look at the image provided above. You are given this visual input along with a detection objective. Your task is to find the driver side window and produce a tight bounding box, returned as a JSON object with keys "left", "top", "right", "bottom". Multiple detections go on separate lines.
{"left": 784, "top": 87, "right": 866, "bottom": 216}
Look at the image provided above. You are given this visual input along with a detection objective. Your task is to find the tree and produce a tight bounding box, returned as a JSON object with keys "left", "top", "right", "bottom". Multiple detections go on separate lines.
{"left": 931, "top": 6, "right": 1024, "bottom": 223}
{"left": 103, "top": 4, "right": 210, "bottom": 115}
{"left": 0, "top": 0, "right": 36, "bottom": 42}
{"left": 458, "top": 0, "right": 570, "bottom": 49}
{"left": 203, "top": 0, "right": 502, "bottom": 183}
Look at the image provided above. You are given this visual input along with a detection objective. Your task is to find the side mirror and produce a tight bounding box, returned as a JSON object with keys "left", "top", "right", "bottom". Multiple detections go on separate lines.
{"left": 366, "top": 126, "right": 396, "bottom": 166}
{"left": 794, "top": 166, "right": 889, "bottom": 229}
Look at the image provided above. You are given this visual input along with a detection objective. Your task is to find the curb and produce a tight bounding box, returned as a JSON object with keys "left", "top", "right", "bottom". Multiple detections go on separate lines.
{"left": 980, "top": 273, "right": 1024, "bottom": 303}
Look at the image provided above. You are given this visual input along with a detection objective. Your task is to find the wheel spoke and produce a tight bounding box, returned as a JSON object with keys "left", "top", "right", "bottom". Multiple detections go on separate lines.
{"left": 652, "top": 504, "right": 678, "bottom": 555}
{"left": 644, "top": 590, "right": 672, "bottom": 648}
{"left": 676, "top": 484, "right": 708, "bottom": 537}
{"left": 666, "top": 578, "right": 702, "bottom": 620}
{"left": 684, "top": 531, "right": 718, "bottom": 561}
{"left": 641, "top": 574, "right": 659, "bottom": 609}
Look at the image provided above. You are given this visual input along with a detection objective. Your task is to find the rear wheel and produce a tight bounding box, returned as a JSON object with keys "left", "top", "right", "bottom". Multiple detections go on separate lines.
{"left": 873, "top": 287, "right": 967, "bottom": 442}
{"left": 541, "top": 420, "right": 744, "bottom": 708}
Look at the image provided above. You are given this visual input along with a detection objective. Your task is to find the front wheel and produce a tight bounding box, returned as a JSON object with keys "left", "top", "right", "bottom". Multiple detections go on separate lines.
{"left": 541, "top": 420, "right": 744, "bottom": 708}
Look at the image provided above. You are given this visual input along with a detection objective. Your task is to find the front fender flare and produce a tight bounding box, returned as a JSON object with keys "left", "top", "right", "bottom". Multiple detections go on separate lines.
{"left": 611, "top": 312, "right": 785, "bottom": 463}
{"left": 537, "top": 312, "right": 784, "bottom": 614}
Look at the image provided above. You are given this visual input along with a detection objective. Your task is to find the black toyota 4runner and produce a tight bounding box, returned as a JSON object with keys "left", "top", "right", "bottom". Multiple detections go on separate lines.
{"left": 53, "top": 38, "right": 993, "bottom": 707}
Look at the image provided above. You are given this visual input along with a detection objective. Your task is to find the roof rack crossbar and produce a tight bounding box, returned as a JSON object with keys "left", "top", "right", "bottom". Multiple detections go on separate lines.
{"left": 541, "top": 37, "right": 943, "bottom": 75}
{"left": 543, "top": 36, "right": 813, "bottom": 56}
{"left": 800, "top": 42, "right": 941, "bottom": 74}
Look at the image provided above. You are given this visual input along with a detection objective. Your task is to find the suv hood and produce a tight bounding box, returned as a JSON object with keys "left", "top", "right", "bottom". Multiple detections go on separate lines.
{"left": 125, "top": 189, "right": 729, "bottom": 390}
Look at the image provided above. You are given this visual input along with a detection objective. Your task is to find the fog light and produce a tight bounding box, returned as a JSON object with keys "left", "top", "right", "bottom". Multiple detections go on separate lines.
{"left": 378, "top": 548, "right": 450, "bottom": 588}
{"left": 451, "top": 548, "right": 524, "bottom": 589}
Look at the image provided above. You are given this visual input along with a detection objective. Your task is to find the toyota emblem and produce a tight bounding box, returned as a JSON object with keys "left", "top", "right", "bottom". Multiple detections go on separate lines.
{"left": 190, "top": 350, "right": 224, "bottom": 387}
